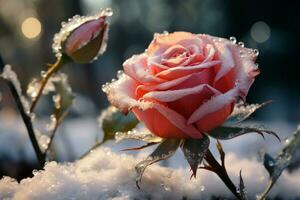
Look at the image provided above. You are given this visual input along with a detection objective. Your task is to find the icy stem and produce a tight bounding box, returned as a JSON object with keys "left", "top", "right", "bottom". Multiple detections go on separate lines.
{"left": 1, "top": 65, "right": 30, "bottom": 113}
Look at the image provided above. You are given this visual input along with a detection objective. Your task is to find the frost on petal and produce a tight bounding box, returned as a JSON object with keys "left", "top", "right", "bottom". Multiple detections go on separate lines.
{"left": 103, "top": 74, "right": 153, "bottom": 114}
{"left": 228, "top": 43, "right": 260, "bottom": 100}
{"left": 213, "top": 43, "right": 235, "bottom": 82}
{"left": 123, "top": 53, "right": 164, "bottom": 85}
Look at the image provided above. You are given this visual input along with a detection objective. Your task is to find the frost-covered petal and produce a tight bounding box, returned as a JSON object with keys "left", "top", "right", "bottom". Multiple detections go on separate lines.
{"left": 228, "top": 45, "right": 260, "bottom": 99}
{"left": 65, "top": 18, "right": 106, "bottom": 55}
{"left": 104, "top": 74, "right": 152, "bottom": 114}
{"left": 123, "top": 53, "right": 165, "bottom": 85}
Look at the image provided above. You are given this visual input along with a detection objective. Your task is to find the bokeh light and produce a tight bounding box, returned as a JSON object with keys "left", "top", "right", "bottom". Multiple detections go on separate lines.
{"left": 250, "top": 21, "right": 271, "bottom": 43}
{"left": 21, "top": 17, "right": 42, "bottom": 39}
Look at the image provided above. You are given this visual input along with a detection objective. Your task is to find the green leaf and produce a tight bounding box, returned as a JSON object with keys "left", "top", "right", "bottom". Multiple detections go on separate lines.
{"left": 135, "top": 139, "right": 181, "bottom": 188}
{"left": 227, "top": 101, "right": 272, "bottom": 124}
{"left": 208, "top": 125, "right": 280, "bottom": 141}
{"left": 99, "top": 106, "right": 139, "bottom": 142}
{"left": 181, "top": 135, "right": 210, "bottom": 177}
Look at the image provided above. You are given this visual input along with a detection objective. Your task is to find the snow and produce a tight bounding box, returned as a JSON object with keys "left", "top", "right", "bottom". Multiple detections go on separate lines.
{"left": 0, "top": 147, "right": 300, "bottom": 200}
{"left": 0, "top": 108, "right": 299, "bottom": 199}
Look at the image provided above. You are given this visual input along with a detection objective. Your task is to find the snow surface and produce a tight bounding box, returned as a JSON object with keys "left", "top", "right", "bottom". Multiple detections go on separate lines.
{"left": 0, "top": 109, "right": 300, "bottom": 199}
{"left": 1, "top": 147, "right": 300, "bottom": 200}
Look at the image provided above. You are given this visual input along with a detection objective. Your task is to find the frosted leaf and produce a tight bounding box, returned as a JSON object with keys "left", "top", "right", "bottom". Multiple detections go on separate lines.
{"left": 26, "top": 78, "right": 56, "bottom": 99}
{"left": 227, "top": 101, "right": 271, "bottom": 124}
{"left": 208, "top": 124, "right": 280, "bottom": 141}
{"left": 99, "top": 106, "right": 139, "bottom": 143}
{"left": 259, "top": 125, "right": 300, "bottom": 199}
{"left": 115, "top": 127, "right": 163, "bottom": 143}
{"left": 52, "top": 8, "right": 113, "bottom": 59}
{"left": 49, "top": 72, "right": 74, "bottom": 130}
{"left": 135, "top": 139, "right": 181, "bottom": 188}
{"left": 181, "top": 135, "right": 210, "bottom": 177}
{"left": 1, "top": 65, "right": 30, "bottom": 113}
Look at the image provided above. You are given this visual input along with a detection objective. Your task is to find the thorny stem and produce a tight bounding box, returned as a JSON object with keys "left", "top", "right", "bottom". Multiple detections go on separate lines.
{"left": 203, "top": 149, "right": 241, "bottom": 199}
{"left": 0, "top": 56, "right": 45, "bottom": 167}
{"left": 29, "top": 56, "right": 68, "bottom": 112}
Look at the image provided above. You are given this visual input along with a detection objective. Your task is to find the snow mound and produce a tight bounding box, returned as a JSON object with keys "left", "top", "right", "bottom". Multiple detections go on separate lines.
{"left": 1, "top": 147, "right": 300, "bottom": 200}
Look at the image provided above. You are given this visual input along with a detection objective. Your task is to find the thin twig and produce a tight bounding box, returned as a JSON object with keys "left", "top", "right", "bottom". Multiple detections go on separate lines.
{"left": 80, "top": 140, "right": 105, "bottom": 159}
{"left": 0, "top": 56, "right": 45, "bottom": 167}
{"left": 44, "top": 111, "right": 68, "bottom": 159}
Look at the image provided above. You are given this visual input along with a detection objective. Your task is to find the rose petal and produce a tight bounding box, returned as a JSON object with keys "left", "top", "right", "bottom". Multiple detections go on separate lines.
{"left": 104, "top": 74, "right": 152, "bottom": 114}
{"left": 65, "top": 18, "right": 106, "bottom": 55}
{"left": 155, "top": 60, "right": 220, "bottom": 80}
{"left": 133, "top": 103, "right": 202, "bottom": 138}
{"left": 187, "top": 89, "right": 238, "bottom": 125}
{"left": 142, "top": 84, "right": 221, "bottom": 102}
{"left": 203, "top": 44, "right": 216, "bottom": 62}
{"left": 136, "top": 73, "right": 194, "bottom": 96}
{"left": 228, "top": 45, "right": 260, "bottom": 100}
{"left": 147, "top": 32, "right": 203, "bottom": 56}
{"left": 214, "top": 43, "right": 235, "bottom": 81}
{"left": 123, "top": 53, "right": 165, "bottom": 85}
{"left": 195, "top": 102, "right": 234, "bottom": 132}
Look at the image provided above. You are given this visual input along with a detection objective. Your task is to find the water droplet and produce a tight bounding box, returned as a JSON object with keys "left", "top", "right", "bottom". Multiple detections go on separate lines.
{"left": 41, "top": 70, "right": 47, "bottom": 78}
{"left": 32, "top": 169, "right": 39, "bottom": 176}
{"left": 103, "top": 8, "right": 113, "bottom": 17}
{"left": 160, "top": 183, "right": 171, "bottom": 191}
{"left": 229, "top": 36, "right": 237, "bottom": 44}
{"left": 253, "top": 49, "right": 259, "bottom": 56}
{"left": 163, "top": 31, "right": 169, "bottom": 35}
{"left": 200, "top": 185, "right": 205, "bottom": 192}
{"left": 238, "top": 41, "right": 244, "bottom": 47}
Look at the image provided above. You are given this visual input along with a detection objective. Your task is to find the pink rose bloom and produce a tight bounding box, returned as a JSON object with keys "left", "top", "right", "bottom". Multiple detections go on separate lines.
{"left": 104, "top": 32, "right": 259, "bottom": 139}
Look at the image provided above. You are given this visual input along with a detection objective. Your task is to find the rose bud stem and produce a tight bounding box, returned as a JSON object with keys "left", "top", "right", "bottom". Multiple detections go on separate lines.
{"left": 29, "top": 55, "right": 69, "bottom": 112}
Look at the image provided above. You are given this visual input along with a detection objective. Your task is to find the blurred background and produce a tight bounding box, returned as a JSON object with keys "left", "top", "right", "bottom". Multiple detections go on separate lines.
{"left": 0, "top": 0, "right": 299, "bottom": 181}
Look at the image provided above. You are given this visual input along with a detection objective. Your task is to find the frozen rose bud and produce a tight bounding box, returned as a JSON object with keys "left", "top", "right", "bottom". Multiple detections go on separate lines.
{"left": 63, "top": 16, "right": 108, "bottom": 64}
{"left": 52, "top": 8, "right": 113, "bottom": 63}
